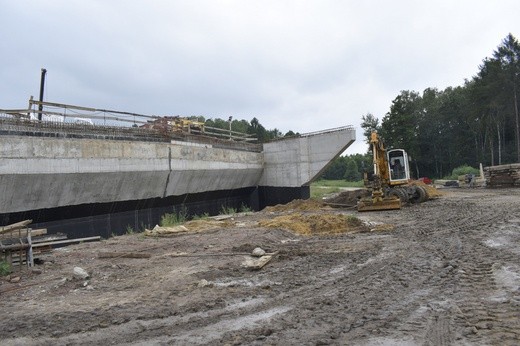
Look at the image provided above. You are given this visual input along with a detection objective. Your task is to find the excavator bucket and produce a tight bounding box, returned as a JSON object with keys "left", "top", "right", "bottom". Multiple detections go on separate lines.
{"left": 357, "top": 196, "right": 401, "bottom": 212}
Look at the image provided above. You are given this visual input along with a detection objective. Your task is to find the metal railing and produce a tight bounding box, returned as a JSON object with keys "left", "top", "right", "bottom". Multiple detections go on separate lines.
{"left": 266, "top": 125, "right": 355, "bottom": 142}
{"left": 0, "top": 99, "right": 262, "bottom": 152}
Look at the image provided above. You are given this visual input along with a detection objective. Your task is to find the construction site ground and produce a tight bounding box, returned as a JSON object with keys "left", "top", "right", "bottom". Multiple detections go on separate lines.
{"left": 1, "top": 188, "right": 519, "bottom": 345}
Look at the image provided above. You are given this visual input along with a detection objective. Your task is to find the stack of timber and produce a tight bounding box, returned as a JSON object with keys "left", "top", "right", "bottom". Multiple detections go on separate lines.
{"left": 1, "top": 220, "right": 101, "bottom": 269}
{"left": 484, "top": 163, "right": 520, "bottom": 187}
{"left": 0, "top": 220, "right": 35, "bottom": 268}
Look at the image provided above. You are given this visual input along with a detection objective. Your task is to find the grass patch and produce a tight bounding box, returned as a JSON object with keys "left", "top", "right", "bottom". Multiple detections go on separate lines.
{"left": 220, "top": 205, "right": 237, "bottom": 215}
{"left": 310, "top": 179, "right": 364, "bottom": 200}
{"left": 239, "top": 203, "right": 251, "bottom": 213}
{"left": 160, "top": 206, "right": 188, "bottom": 227}
{"left": 0, "top": 260, "right": 11, "bottom": 276}
{"left": 126, "top": 225, "right": 135, "bottom": 235}
{"left": 192, "top": 212, "right": 210, "bottom": 220}
{"left": 311, "top": 186, "right": 341, "bottom": 200}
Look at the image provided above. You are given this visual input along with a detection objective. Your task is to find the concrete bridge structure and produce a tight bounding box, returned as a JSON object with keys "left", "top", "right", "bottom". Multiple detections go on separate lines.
{"left": 0, "top": 119, "right": 355, "bottom": 237}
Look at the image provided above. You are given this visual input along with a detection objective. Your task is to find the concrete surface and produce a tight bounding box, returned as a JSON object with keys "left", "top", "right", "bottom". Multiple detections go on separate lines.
{"left": 0, "top": 126, "right": 355, "bottom": 214}
{"left": 260, "top": 126, "right": 355, "bottom": 187}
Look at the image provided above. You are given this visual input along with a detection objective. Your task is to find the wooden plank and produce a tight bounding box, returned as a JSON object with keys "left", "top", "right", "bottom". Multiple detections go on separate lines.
{"left": 0, "top": 243, "right": 30, "bottom": 251}
{"left": 32, "top": 236, "right": 101, "bottom": 248}
{"left": 1, "top": 228, "right": 47, "bottom": 239}
{"left": 0, "top": 220, "right": 32, "bottom": 234}
{"left": 32, "top": 234, "right": 67, "bottom": 243}
{"left": 241, "top": 255, "right": 274, "bottom": 270}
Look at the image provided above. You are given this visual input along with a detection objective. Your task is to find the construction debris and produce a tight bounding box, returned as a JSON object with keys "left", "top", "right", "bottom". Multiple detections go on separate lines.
{"left": 32, "top": 236, "right": 100, "bottom": 248}
{"left": 1, "top": 220, "right": 35, "bottom": 269}
{"left": 252, "top": 247, "right": 266, "bottom": 257}
{"left": 241, "top": 252, "right": 278, "bottom": 270}
{"left": 1, "top": 220, "right": 100, "bottom": 271}
{"left": 144, "top": 219, "right": 232, "bottom": 237}
{"left": 0, "top": 220, "right": 33, "bottom": 235}
{"left": 73, "top": 267, "right": 89, "bottom": 280}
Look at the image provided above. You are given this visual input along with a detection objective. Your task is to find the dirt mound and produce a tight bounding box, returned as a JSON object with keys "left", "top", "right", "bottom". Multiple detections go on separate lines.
{"left": 324, "top": 189, "right": 370, "bottom": 207}
{"left": 263, "top": 199, "right": 326, "bottom": 212}
{"left": 258, "top": 212, "right": 368, "bottom": 235}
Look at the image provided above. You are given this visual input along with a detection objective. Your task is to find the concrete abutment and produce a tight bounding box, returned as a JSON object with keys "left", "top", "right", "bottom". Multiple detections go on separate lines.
{"left": 0, "top": 125, "right": 355, "bottom": 236}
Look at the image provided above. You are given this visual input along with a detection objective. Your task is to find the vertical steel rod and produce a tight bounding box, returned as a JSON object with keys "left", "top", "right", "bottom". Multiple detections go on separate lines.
{"left": 38, "top": 68, "right": 47, "bottom": 121}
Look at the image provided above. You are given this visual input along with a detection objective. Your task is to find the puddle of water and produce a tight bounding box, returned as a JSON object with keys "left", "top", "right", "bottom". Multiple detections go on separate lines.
{"left": 213, "top": 278, "right": 281, "bottom": 288}
{"left": 329, "top": 265, "right": 346, "bottom": 274}
{"left": 494, "top": 265, "right": 520, "bottom": 292}
{"left": 484, "top": 238, "right": 506, "bottom": 248}
{"left": 359, "top": 337, "right": 417, "bottom": 346}
{"left": 489, "top": 264, "right": 520, "bottom": 303}
{"left": 169, "top": 305, "right": 292, "bottom": 345}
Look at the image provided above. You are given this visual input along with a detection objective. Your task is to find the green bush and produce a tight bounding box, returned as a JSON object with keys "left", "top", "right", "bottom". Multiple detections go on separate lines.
{"left": 160, "top": 206, "right": 188, "bottom": 227}
{"left": 445, "top": 165, "right": 480, "bottom": 180}
{"left": 220, "top": 205, "right": 237, "bottom": 215}
{"left": 0, "top": 260, "right": 11, "bottom": 276}
{"left": 192, "top": 212, "right": 210, "bottom": 220}
{"left": 239, "top": 203, "right": 251, "bottom": 213}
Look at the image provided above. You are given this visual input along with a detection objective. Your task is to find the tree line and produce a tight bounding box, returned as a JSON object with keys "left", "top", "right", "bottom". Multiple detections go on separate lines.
{"left": 323, "top": 33, "right": 520, "bottom": 181}
{"left": 186, "top": 116, "right": 298, "bottom": 142}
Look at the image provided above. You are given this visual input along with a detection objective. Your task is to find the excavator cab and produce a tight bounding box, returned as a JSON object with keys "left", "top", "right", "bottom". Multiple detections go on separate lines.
{"left": 388, "top": 149, "right": 410, "bottom": 184}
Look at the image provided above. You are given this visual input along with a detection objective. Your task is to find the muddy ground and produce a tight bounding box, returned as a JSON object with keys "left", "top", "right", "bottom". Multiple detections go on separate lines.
{"left": 1, "top": 188, "right": 519, "bottom": 345}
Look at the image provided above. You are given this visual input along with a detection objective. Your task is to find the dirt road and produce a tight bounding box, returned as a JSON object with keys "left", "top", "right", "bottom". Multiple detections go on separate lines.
{"left": 1, "top": 188, "right": 519, "bottom": 345}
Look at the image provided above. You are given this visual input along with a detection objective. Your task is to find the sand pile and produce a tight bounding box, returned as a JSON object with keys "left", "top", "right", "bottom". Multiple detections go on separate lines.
{"left": 259, "top": 212, "right": 368, "bottom": 235}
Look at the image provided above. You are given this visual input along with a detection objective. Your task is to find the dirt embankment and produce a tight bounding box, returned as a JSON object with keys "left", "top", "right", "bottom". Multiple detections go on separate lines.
{"left": 1, "top": 188, "right": 519, "bottom": 345}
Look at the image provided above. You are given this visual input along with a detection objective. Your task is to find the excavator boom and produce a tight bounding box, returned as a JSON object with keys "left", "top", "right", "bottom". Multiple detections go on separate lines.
{"left": 357, "top": 132, "right": 402, "bottom": 212}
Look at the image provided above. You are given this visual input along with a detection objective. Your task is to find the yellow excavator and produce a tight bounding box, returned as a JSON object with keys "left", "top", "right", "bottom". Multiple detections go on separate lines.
{"left": 357, "top": 131, "right": 429, "bottom": 212}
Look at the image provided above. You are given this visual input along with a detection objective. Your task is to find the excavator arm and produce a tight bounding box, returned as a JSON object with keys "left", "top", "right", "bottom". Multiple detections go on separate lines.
{"left": 357, "top": 131, "right": 401, "bottom": 212}
{"left": 369, "top": 131, "right": 391, "bottom": 185}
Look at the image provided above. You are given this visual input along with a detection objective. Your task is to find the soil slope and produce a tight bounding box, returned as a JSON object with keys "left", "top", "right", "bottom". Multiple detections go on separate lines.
{"left": 1, "top": 188, "right": 519, "bottom": 345}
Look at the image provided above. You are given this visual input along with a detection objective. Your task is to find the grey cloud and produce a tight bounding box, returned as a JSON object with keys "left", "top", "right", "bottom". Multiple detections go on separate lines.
{"left": 1, "top": 0, "right": 520, "bottom": 153}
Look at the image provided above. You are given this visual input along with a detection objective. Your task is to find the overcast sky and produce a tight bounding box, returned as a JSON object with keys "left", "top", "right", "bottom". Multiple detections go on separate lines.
{"left": 2, "top": 1, "right": 519, "bottom": 154}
